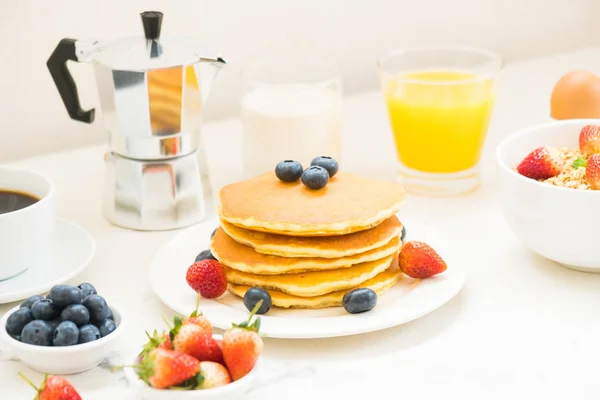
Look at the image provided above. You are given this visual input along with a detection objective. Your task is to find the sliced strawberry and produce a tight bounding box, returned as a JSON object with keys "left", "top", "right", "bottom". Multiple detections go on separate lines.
{"left": 579, "top": 125, "right": 600, "bottom": 156}
{"left": 516, "top": 146, "right": 564, "bottom": 180}
{"left": 585, "top": 154, "right": 600, "bottom": 189}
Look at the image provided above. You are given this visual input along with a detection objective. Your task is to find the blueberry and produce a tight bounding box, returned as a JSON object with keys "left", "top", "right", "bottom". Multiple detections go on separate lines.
{"left": 49, "top": 317, "right": 62, "bottom": 331}
{"left": 20, "top": 295, "right": 44, "bottom": 309}
{"left": 210, "top": 228, "right": 217, "bottom": 239}
{"left": 342, "top": 288, "right": 377, "bottom": 314}
{"left": 301, "top": 166, "right": 329, "bottom": 190}
{"left": 31, "top": 299, "right": 61, "bottom": 321}
{"left": 401, "top": 225, "right": 407, "bottom": 242}
{"left": 6, "top": 308, "right": 33, "bottom": 336}
{"left": 9, "top": 334, "right": 20, "bottom": 341}
{"left": 78, "top": 324, "right": 101, "bottom": 344}
{"left": 53, "top": 321, "right": 79, "bottom": 346}
{"left": 243, "top": 287, "right": 272, "bottom": 315}
{"left": 21, "top": 320, "right": 53, "bottom": 346}
{"left": 195, "top": 249, "right": 217, "bottom": 263}
{"left": 275, "top": 160, "right": 304, "bottom": 183}
{"left": 106, "top": 307, "right": 114, "bottom": 321}
{"left": 310, "top": 156, "right": 339, "bottom": 178}
{"left": 78, "top": 282, "right": 97, "bottom": 298}
{"left": 95, "top": 319, "right": 117, "bottom": 337}
{"left": 61, "top": 304, "right": 90, "bottom": 326}
{"left": 82, "top": 295, "right": 109, "bottom": 323}
{"left": 47, "top": 285, "right": 83, "bottom": 308}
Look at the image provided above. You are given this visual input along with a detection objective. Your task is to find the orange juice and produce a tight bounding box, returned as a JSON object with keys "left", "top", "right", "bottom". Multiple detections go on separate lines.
{"left": 384, "top": 70, "right": 496, "bottom": 173}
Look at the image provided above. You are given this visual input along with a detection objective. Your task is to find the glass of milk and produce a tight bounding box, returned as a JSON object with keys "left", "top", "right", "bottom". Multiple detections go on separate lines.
{"left": 240, "top": 58, "right": 343, "bottom": 179}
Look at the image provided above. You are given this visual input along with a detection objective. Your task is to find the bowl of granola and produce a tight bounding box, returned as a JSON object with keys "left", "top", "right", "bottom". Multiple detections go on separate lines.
{"left": 496, "top": 118, "right": 600, "bottom": 272}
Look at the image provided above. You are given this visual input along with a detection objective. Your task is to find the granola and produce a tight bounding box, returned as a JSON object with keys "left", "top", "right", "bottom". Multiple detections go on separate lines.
{"left": 540, "top": 147, "right": 590, "bottom": 190}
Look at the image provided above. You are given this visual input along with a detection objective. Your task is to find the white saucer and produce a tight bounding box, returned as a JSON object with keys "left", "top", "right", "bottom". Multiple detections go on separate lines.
{"left": 0, "top": 218, "right": 96, "bottom": 304}
{"left": 149, "top": 214, "right": 466, "bottom": 339}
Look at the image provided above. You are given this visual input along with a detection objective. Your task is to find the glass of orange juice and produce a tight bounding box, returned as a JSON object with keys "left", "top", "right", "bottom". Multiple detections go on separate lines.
{"left": 378, "top": 46, "right": 502, "bottom": 196}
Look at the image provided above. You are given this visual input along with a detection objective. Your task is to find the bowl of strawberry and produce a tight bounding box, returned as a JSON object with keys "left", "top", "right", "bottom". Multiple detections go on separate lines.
{"left": 120, "top": 296, "right": 263, "bottom": 399}
{"left": 497, "top": 118, "right": 600, "bottom": 271}
{"left": 0, "top": 282, "right": 125, "bottom": 374}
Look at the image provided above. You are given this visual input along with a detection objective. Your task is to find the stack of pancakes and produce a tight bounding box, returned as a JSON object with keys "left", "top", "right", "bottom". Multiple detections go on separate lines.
{"left": 211, "top": 171, "right": 406, "bottom": 309}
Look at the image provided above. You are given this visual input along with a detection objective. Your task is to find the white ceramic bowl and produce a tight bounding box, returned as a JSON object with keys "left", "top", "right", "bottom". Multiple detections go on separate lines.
{"left": 124, "top": 334, "right": 260, "bottom": 400}
{"left": 497, "top": 118, "right": 600, "bottom": 272}
{"left": 0, "top": 303, "right": 125, "bottom": 374}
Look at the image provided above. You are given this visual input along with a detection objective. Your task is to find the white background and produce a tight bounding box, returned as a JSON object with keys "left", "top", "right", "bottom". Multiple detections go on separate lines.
{"left": 1, "top": 0, "right": 600, "bottom": 161}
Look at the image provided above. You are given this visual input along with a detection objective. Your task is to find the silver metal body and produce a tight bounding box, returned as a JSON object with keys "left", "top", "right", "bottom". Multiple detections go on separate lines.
{"left": 102, "top": 151, "right": 212, "bottom": 231}
{"left": 73, "top": 37, "right": 224, "bottom": 231}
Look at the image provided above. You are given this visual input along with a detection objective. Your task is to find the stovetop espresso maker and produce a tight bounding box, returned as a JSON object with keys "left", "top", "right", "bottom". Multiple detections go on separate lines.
{"left": 47, "top": 11, "right": 225, "bottom": 231}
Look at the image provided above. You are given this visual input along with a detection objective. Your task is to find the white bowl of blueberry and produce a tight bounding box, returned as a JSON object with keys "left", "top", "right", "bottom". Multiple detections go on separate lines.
{"left": 0, "top": 282, "right": 124, "bottom": 375}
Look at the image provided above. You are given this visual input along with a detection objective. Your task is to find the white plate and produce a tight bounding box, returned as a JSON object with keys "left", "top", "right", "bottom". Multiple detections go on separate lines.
{"left": 0, "top": 218, "right": 96, "bottom": 304}
{"left": 149, "top": 215, "right": 466, "bottom": 339}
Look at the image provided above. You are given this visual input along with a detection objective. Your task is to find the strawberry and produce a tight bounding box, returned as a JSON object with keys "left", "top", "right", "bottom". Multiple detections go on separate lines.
{"left": 222, "top": 301, "right": 264, "bottom": 381}
{"left": 579, "top": 124, "right": 600, "bottom": 156}
{"left": 182, "top": 294, "right": 213, "bottom": 335}
{"left": 585, "top": 154, "right": 600, "bottom": 189}
{"left": 137, "top": 348, "right": 200, "bottom": 389}
{"left": 172, "top": 323, "right": 224, "bottom": 363}
{"left": 139, "top": 330, "right": 172, "bottom": 361}
{"left": 196, "top": 361, "right": 231, "bottom": 389}
{"left": 516, "top": 146, "right": 564, "bottom": 180}
{"left": 19, "top": 373, "right": 81, "bottom": 400}
{"left": 186, "top": 259, "right": 228, "bottom": 299}
{"left": 399, "top": 241, "right": 447, "bottom": 279}
{"left": 214, "top": 337, "right": 223, "bottom": 350}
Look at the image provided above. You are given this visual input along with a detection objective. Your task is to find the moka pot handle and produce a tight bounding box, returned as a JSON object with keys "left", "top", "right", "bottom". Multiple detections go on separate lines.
{"left": 46, "top": 38, "right": 95, "bottom": 123}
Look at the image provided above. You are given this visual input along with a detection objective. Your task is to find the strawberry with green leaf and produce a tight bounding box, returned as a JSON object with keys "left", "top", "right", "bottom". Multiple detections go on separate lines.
{"left": 19, "top": 373, "right": 82, "bottom": 400}
{"left": 167, "top": 315, "right": 223, "bottom": 363}
{"left": 182, "top": 294, "right": 213, "bottom": 335}
{"left": 222, "top": 301, "right": 264, "bottom": 381}
{"left": 136, "top": 348, "right": 201, "bottom": 389}
{"left": 139, "top": 329, "right": 172, "bottom": 361}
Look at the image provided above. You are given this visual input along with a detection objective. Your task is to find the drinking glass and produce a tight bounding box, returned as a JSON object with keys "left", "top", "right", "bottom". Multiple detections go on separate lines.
{"left": 240, "top": 58, "right": 343, "bottom": 179}
{"left": 378, "top": 46, "right": 502, "bottom": 196}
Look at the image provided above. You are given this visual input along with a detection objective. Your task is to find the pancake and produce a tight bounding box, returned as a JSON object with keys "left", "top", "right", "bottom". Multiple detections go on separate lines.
{"left": 228, "top": 263, "right": 403, "bottom": 309}
{"left": 212, "top": 227, "right": 402, "bottom": 274}
{"left": 218, "top": 171, "right": 405, "bottom": 236}
{"left": 220, "top": 215, "right": 403, "bottom": 258}
{"left": 223, "top": 254, "right": 394, "bottom": 297}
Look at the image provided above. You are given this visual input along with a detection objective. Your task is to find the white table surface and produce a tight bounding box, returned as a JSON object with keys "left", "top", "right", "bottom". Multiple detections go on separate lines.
{"left": 2, "top": 46, "right": 600, "bottom": 399}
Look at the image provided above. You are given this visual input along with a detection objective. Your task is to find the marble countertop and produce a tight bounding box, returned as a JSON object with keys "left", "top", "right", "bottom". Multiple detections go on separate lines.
{"left": 3, "top": 47, "right": 600, "bottom": 399}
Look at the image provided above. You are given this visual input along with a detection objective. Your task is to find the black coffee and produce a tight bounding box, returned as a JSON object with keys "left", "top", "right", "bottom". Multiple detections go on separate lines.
{"left": 0, "top": 190, "right": 39, "bottom": 214}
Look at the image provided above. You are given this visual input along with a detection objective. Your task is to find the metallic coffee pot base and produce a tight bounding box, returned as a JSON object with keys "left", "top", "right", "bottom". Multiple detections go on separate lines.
{"left": 102, "top": 151, "right": 212, "bottom": 231}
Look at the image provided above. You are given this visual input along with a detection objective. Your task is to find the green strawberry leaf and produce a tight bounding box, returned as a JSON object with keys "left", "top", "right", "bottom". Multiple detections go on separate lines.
{"left": 573, "top": 157, "right": 587, "bottom": 169}
{"left": 137, "top": 352, "right": 155, "bottom": 387}
{"left": 231, "top": 300, "right": 263, "bottom": 332}
{"left": 250, "top": 317, "right": 261, "bottom": 332}
{"left": 169, "top": 316, "right": 183, "bottom": 342}
{"left": 189, "top": 293, "right": 203, "bottom": 318}
{"left": 170, "top": 373, "right": 202, "bottom": 391}
{"left": 139, "top": 330, "right": 169, "bottom": 360}
{"left": 195, "top": 372, "right": 205, "bottom": 389}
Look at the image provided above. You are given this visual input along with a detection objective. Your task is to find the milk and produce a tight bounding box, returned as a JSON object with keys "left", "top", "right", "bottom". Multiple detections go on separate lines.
{"left": 240, "top": 85, "right": 342, "bottom": 179}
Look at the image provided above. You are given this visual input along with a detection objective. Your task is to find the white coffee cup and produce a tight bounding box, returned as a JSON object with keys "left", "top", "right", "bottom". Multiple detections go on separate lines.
{"left": 0, "top": 167, "right": 55, "bottom": 281}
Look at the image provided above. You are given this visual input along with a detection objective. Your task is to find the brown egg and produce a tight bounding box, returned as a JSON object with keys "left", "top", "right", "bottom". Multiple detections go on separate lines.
{"left": 551, "top": 70, "right": 600, "bottom": 119}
